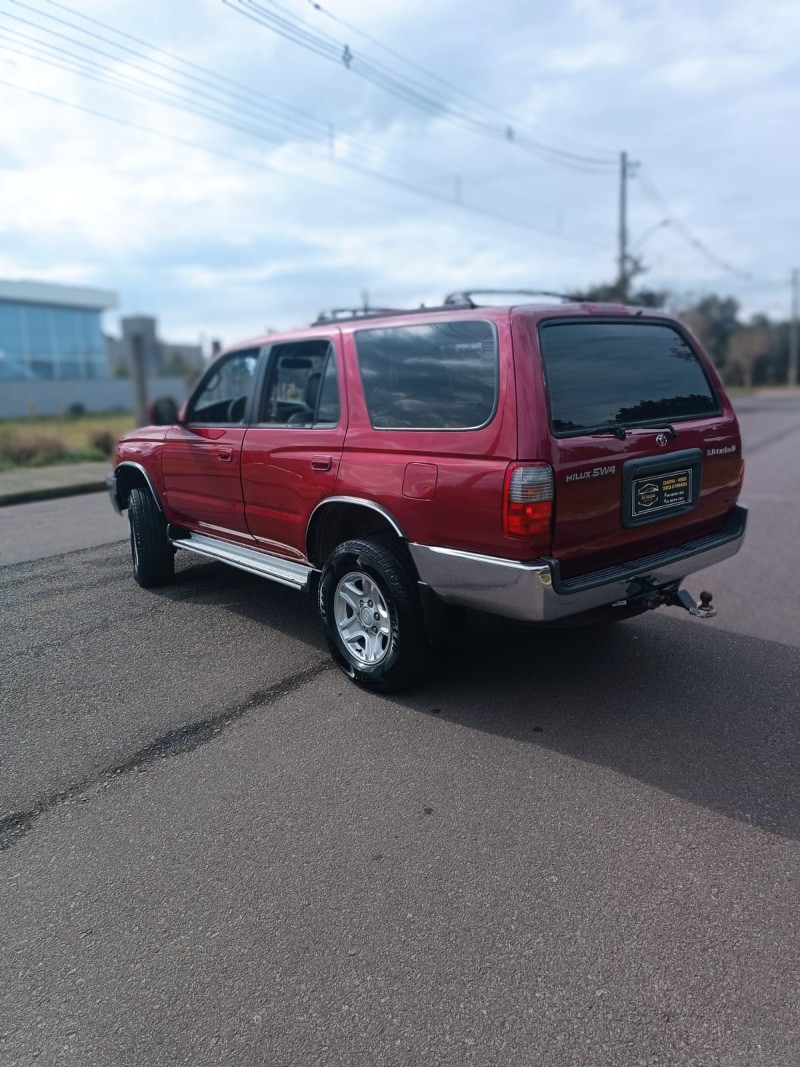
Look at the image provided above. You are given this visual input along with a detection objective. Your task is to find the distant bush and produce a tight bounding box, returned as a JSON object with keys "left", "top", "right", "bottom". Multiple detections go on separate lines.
{"left": 0, "top": 433, "right": 67, "bottom": 467}
{"left": 67, "top": 402, "right": 86, "bottom": 418}
{"left": 89, "top": 429, "right": 116, "bottom": 457}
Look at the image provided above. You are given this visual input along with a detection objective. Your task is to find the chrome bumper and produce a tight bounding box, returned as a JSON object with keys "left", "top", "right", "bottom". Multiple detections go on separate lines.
{"left": 409, "top": 505, "right": 747, "bottom": 623}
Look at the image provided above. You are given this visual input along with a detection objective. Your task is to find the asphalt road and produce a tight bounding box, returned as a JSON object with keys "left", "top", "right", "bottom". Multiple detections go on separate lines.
{"left": 0, "top": 489, "right": 124, "bottom": 566}
{"left": 1, "top": 395, "right": 798, "bottom": 1066}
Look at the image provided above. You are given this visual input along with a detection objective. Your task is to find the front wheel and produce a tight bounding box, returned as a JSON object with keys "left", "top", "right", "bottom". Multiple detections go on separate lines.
{"left": 318, "top": 537, "right": 431, "bottom": 692}
{"left": 128, "top": 487, "right": 174, "bottom": 588}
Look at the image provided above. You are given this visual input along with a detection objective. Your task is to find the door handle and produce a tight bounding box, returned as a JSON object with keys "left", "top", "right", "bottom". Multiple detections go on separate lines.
{"left": 216, "top": 448, "right": 233, "bottom": 462}
{"left": 311, "top": 455, "right": 332, "bottom": 471}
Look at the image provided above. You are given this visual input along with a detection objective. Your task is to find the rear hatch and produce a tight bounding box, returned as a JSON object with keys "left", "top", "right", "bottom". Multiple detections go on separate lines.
{"left": 534, "top": 315, "right": 742, "bottom": 578}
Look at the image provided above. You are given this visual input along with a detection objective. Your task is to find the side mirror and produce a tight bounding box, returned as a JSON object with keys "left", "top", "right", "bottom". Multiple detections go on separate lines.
{"left": 149, "top": 396, "right": 180, "bottom": 425}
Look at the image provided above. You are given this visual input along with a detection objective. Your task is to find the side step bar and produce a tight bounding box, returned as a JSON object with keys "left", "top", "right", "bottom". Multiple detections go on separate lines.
{"left": 169, "top": 529, "right": 313, "bottom": 592}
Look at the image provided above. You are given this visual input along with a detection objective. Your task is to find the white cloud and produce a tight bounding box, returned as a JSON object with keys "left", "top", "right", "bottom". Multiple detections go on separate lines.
{"left": 0, "top": 0, "right": 797, "bottom": 343}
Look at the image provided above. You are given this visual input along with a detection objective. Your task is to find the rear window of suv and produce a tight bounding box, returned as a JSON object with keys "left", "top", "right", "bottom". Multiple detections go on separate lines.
{"left": 539, "top": 320, "right": 721, "bottom": 437}
{"left": 355, "top": 320, "right": 497, "bottom": 429}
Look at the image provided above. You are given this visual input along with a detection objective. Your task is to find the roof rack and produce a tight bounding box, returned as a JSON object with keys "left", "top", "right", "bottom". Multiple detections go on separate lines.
{"left": 311, "top": 289, "right": 578, "bottom": 328}
{"left": 312, "top": 307, "right": 404, "bottom": 326}
{"left": 443, "top": 288, "right": 577, "bottom": 308}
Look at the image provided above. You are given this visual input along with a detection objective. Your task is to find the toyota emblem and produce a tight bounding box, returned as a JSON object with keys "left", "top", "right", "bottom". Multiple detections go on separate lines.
{"left": 656, "top": 433, "right": 668, "bottom": 447}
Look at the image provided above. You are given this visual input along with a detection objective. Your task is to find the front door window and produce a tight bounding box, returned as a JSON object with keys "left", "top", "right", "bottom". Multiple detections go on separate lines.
{"left": 189, "top": 349, "right": 259, "bottom": 424}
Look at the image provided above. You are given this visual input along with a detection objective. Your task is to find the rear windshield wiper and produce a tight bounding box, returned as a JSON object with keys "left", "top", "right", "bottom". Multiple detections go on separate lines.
{"left": 578, "top": 423, "right": 628, "bottom": 440}
{"left": 560, "top": 422, "right": 680, "bottom": 441}
{"left": 556, "top": 423, "right": 628, "bottom": 440}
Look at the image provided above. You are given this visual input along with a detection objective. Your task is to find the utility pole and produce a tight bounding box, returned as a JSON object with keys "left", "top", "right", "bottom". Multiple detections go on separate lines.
{"left": 789, "top": 268, "right": 799, "bottom": 388}
{"left": 618, "top": 150, "right": 628, "bottom": 301}
{"left": 130, "top": 331, "right": 148, "bottom": 427}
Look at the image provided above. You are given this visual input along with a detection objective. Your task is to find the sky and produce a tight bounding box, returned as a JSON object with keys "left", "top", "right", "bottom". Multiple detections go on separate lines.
{"left": 0, "top": 0, "right": 798, "bottom": 349}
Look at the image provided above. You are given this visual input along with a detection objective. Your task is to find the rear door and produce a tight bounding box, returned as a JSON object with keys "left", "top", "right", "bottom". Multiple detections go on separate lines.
{"left": 535, "top": 317, "right": 742, "bottom": 577}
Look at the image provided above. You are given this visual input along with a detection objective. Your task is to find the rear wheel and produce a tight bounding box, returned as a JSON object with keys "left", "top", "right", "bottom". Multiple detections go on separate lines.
{"left": 128, "top": 487, "right": 174, "bottom": 588}
{"left": 318, "top": 537, "right": 431, "bottom": 692}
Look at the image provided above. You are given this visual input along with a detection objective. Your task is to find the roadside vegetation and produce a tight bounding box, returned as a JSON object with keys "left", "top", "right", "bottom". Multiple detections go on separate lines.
{"left": 0, "top": 410, "right": 134, "bottom": 470}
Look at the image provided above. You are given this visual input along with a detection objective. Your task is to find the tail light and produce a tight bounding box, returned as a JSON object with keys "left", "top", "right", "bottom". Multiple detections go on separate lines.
{"left": 503, "top": 463, "right": 554, "bottom": 538}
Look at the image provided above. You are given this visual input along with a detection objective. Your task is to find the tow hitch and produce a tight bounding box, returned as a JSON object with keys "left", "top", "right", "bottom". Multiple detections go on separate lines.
{"left": 640, "top": 586, "right": 716, "bottom": 618}
{"left": 669, "top": 588, "right": 716, "bottom": 618}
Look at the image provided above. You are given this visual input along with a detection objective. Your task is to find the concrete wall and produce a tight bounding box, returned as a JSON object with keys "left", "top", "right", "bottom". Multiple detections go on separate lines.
{"left": 0, "top": 377, "right": 189, "bottom": 418}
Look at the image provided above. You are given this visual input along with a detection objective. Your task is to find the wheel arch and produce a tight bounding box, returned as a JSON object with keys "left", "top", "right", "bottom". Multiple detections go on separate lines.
{"left": 306, "top": 497, "right": 407, "bottom": 569}
{"left": 113, "top": 462, "right": 164, "bottom": 513}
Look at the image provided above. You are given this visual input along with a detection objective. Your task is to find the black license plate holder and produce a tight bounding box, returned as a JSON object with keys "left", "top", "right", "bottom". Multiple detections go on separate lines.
{"left": 622, "top": 448, "right": 702, "bottom": 528}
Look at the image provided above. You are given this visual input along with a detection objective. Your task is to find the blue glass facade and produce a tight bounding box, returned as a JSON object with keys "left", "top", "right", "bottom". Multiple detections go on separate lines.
{"left": 0, "top": 300, "right": 108, "bottom": 381}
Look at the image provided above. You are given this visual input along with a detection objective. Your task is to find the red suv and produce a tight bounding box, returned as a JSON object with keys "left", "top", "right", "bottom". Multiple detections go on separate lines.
{"left": 108, "top": 292, "right": 747, "bottom": 690}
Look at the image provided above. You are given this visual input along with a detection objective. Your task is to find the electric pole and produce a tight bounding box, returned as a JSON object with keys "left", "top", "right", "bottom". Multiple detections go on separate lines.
{"left": 130, "top": 331, "right": 148, "bottom": 427}
{"left": 789, "top": 268, "right": 799, "bottom": 388}
{"left": 618, "top": 150, "right": 628, "bottom": 301}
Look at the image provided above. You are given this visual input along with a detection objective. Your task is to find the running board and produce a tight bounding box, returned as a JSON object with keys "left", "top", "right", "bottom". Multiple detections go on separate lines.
{"left": 170, "top": 531, "right": 313, "bottom": 591}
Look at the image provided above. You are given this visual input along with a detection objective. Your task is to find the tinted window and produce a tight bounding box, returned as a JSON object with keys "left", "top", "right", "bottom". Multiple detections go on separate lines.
{"left": 316, "top": 352, "right": 340, "bottom": 425}
{"left": 355, "top": 320, "right": 497, "bottom": 429}
{"left": 540, "top": 321, "right": 720, "bottom": 436}
{"left": 258, "top": 341, "right": 339, "bottom": 427}
{"left": 189, "top": 349, "right": 259, "bottom": 423}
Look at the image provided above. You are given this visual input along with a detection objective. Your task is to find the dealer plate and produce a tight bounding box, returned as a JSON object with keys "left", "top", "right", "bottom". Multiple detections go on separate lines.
{"left": 631, "top": 468, "right": 692, "bottom": 518}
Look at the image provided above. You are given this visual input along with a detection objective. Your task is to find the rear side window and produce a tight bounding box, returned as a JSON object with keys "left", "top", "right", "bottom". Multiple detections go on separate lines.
{"left": 539, "top": 321, "right": 721, "bottom": 436}
{"left": 355, "top": 320, "right": 497, "bottom": 429}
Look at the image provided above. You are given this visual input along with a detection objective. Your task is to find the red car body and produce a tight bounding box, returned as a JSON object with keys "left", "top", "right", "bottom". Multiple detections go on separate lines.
{"left": 109, "top": 299, "right": 746, "bottom": 689}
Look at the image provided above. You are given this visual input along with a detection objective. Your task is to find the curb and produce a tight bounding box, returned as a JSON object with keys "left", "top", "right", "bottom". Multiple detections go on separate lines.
{"left": 0, "top": 480, "right": 107, "bottom": 508}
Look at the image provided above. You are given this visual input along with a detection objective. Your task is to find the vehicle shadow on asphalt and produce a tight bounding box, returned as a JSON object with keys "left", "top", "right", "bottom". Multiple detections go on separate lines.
{"left": 161, "top": 554, "right": 798, "bottom": 842}
{"left": 159, "top": 553, "right": 329, "bottom": 652}
{"left": 399, "top": 612, "right": 800, "bottom": 842}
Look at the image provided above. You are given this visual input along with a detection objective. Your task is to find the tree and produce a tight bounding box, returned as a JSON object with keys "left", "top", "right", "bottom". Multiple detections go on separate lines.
{"left": 678, "top": 295, "right": 740, "bottom": 369}
{"left": 727, "top": 325, "right": 771, "bottom": 389}
{"left": 571, "top": 280, "right": 669, "bottom": 308}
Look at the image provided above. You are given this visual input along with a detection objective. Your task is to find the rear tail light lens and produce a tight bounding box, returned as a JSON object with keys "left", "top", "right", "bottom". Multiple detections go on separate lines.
{"left": 504, "top": 463, "right": 554, "bottom": 537}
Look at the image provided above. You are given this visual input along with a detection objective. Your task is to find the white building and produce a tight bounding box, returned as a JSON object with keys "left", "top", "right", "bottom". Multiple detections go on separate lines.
{"left": 0, "top": 279, "right": 117, "bottom": 382}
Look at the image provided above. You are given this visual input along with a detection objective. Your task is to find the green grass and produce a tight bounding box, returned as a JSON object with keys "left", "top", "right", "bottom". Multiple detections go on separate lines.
{"left": 0, "top": 411, "right": 135, "bottom": 468}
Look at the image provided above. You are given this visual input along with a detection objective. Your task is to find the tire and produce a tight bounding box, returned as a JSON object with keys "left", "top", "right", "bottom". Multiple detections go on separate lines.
{"left": 318, "top": 537, "right": 432, "bottom": 692}
{"left": 128, "top": 487, "right": 175, "bottom": 588}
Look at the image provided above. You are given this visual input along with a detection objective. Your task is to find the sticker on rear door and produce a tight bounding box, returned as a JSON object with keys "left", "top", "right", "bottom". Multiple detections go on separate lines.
{"left": 632, "top": 469, "right": 692, "bottom": 516}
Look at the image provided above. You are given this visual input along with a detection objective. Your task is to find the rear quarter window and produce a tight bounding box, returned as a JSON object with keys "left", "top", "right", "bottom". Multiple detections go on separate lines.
{"left": 539, "top": 320, "right": 721, "bottom": 436}
{"left": 355, "top": 320, "right": 497, "bottom": 430}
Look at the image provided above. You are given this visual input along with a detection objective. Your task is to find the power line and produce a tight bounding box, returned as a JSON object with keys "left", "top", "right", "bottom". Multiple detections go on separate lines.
{"left": 221, "top": 0, "right": 617, "bottom": 172}
{"left": 304, "top": 0, "right": 616, "bottom": 165}
{"left": 1, "top": 1, "right": 610, "bottom": 247}
{"left": 4, "top": 0, "right": 455, "bottom": 183}
{"left": 0, "top": 27, "right": 303, "bottom": 146}
{"left": 0, "top": 66, "right": 603, "bottom": 247}
{"left": 635, "top": 165, "right": 756, "bottom": 282}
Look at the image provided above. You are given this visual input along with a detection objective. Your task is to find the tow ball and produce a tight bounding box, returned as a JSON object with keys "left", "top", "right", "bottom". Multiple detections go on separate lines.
{"left": 669, "top": 588, "right": 716, "bottom": 618}
{"left": 641, "top": 587, "right": 716, "bottom": 618}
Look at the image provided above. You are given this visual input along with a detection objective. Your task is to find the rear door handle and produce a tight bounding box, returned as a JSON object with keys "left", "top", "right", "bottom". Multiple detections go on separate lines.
{"left": 311, "top": 455, "right": 332, "bottom": 471}
{"left": 216, "top": 448, "right": 233, "bottom": 462}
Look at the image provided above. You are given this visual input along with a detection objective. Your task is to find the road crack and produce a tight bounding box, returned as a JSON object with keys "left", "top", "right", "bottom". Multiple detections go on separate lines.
{"left": 0, "top": 659, "right": 334, "bottom": 851}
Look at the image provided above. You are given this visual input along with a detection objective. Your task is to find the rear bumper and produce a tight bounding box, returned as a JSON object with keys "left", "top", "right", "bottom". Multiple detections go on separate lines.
{"left": 409, "top": 505, "right": 747, "bottom": 623}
